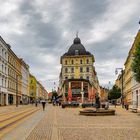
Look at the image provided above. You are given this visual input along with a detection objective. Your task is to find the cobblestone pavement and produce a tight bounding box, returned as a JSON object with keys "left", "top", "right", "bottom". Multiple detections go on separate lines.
{"left": 1, "top": 105, "right": 140, "bottom": 140}
{"left": 26, "top": 105, "right": 140, "bottom": 140}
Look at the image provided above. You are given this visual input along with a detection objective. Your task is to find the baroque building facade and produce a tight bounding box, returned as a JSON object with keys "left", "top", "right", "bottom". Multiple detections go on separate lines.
{"left": 59, "top": 36, "right": 99, "bottom": 102}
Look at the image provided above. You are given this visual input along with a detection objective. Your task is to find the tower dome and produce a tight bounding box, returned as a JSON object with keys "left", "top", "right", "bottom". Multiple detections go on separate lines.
{"left": 66, "top": 37, "right": 87, "bottom": 55}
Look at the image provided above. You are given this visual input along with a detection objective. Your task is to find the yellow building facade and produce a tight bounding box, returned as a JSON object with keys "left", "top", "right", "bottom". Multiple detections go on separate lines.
{"left": 29, "top": 74, "right": 37, "bottom": 101}
{"left": 123, "top": 30, "right": 140, "bottom": 106}
{"left": 59, "top": 36, "right": 99, "bottom": 102}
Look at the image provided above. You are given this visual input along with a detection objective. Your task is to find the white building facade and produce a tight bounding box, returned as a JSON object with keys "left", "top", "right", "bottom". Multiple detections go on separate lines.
{"left": 0, "top": 37, "right": 8, "bottom": 105}
{"left": 132, "top": 75, "right": 140, "bottom": 111}
{"left": 21, "top": 59, "right": 30, "bottom": 104}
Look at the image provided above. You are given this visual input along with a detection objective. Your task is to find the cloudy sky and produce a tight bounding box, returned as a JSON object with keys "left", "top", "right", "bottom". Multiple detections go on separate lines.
{"left": 0, "top": 0, "right": 140, "bottom": 91}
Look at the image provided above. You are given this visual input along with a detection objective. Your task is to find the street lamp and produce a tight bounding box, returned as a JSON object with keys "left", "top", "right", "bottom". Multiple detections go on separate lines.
{"left": 115, "top": 68, "right": 124, "bottom": 107}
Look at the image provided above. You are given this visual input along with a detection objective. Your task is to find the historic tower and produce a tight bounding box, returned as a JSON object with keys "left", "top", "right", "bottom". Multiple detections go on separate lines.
{"left": 59, "top": 36, "right": 99, "bottom": 102}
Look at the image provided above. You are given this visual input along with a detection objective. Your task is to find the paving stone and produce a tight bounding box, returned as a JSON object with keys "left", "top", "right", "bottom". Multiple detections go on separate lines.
{"left": 1, "top": 105, "right": 140, "bottom": 140}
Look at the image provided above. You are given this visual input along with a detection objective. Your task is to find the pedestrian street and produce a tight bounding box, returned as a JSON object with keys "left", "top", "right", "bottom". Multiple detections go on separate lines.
{"left": 0, "top": 104, "right": 140, "bottom": 140}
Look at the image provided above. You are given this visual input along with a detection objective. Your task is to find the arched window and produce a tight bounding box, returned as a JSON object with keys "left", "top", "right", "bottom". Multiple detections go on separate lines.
{"left": 86, "top": 67, "right": 89, "bottom": 72}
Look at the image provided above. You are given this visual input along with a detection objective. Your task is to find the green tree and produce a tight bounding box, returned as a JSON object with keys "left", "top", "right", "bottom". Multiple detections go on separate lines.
{"left": 132, "top": 43, "right": 140, "bottom": 83}
{"left": 108, "top": 85, "right": 121, "bottom": 100}
{"left": 51, "top": 91, "right": 58, "bottom": 100}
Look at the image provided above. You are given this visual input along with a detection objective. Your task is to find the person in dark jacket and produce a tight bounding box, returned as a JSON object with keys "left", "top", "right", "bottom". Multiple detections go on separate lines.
{"left": 41, "top": 100, "right": 46, "bottom": 111}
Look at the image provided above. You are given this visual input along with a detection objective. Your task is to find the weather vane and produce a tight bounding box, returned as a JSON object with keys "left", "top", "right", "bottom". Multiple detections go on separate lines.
{"left": 76, "top": 31, "right": 79, "bottom": 37}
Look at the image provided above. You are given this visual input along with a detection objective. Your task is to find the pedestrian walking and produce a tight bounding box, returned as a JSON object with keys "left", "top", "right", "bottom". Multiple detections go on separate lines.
{"left": 41, "top": 100, "right": 46, "bottom": 111}
{"left": 35, "top": 100, "right": 38, "bottom": 107}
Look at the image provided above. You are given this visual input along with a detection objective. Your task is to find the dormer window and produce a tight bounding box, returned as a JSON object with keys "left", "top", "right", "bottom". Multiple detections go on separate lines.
{"left": 75, "top": 50, "right": 79, "bottom": 55}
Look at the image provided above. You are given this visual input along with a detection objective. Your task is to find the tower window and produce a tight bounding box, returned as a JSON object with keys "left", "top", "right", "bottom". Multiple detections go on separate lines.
{"left": 80, "top": 67, "right": 83, "bottom": 73}
{"left": 65, "top": 68, "right": 68, "bottom": 73}
{"left": 87, "top": 59, "right": 89, "bottom": 64}
{"left": 65, "top": 60, "right": 67, "bottom": 65}
{"left": 71, "top": 67, "right": 74, "bottom": 73}
{"left": 86, "top": 67, "right": 89, "bottom": 72}
{"left": 80, "top": 59, "right": 82, "bottom": 64}
{"left": 71, "top": 60, "right": 74, "bottom": 64}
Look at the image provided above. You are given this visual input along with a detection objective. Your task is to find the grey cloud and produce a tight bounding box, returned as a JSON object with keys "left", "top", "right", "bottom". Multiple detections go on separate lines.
{"left": 0, "top": 0, "right": 140, "bottom": 91}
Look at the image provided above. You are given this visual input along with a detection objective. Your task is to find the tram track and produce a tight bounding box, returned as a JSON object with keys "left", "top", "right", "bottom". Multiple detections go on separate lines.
{"left": 0, "top": 105, "right": 34, "bottom": 116}
{"left": 0, "top": 107, "right": 40, "bottom": 138}
{"left": 0, "top": 108, "right": 38, "bottom": 123}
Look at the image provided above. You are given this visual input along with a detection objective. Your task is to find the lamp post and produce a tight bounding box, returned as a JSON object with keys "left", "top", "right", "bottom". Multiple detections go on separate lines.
{"left": 115, "top": 68, "right": 124, "bottom": 107}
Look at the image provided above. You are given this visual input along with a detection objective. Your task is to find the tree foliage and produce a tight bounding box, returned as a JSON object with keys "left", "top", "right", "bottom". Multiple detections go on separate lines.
{"left": 52, "top": 91, "right": 58, "bottom": 100}
{"left": 132, "top": 42, "right": 140, "bottom": 83}
{"left": 108, "top": 85, "right": 121, "bottom": 100}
